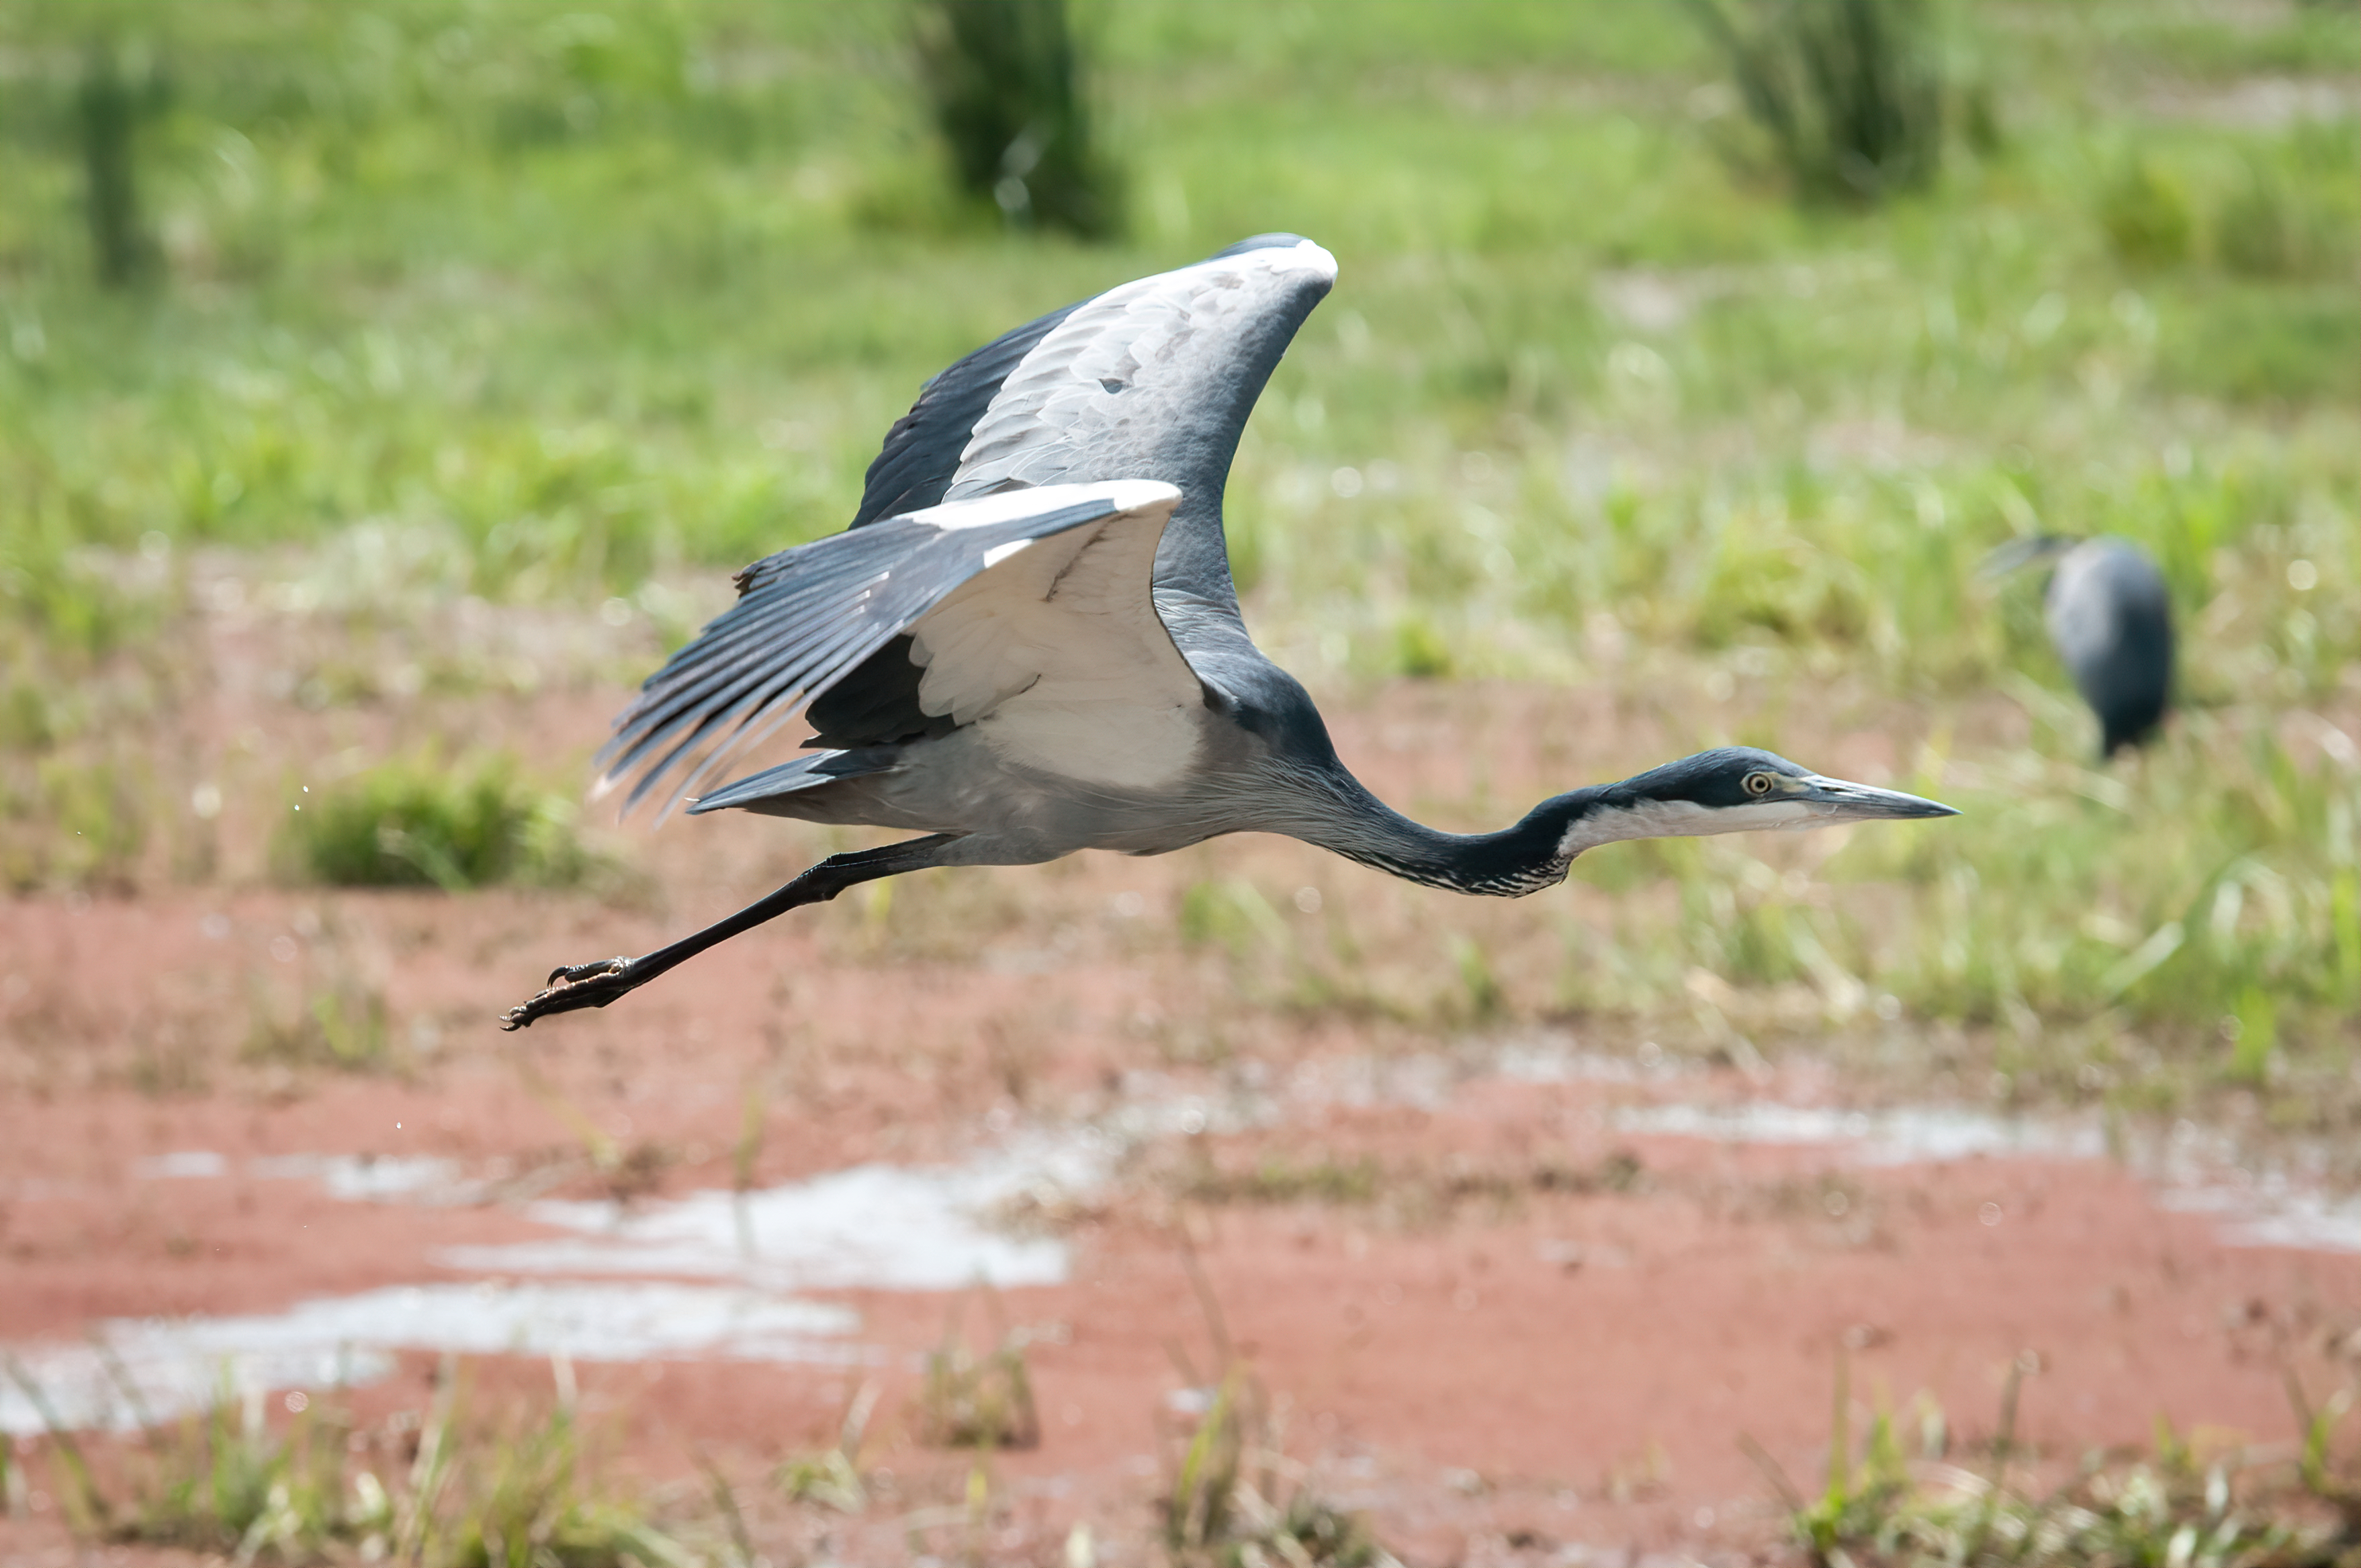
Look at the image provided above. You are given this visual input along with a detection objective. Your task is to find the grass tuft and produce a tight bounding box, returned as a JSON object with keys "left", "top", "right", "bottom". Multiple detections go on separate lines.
{"left": 774, "top": 1382, "right": 879, "bottom": 1515}
{"left": 278, "top": 755, "right": 598, "bottom": 892}
{"left": 1159, "top": 1368, "right": 1392, "bottom": 1568}
{"left": 1689, "top": 0, "right": 1947, "bottom": 206}
{"left": 1756, "top": 1351, "right": 2361, "bottom": 1567}
{"left": 244, "top": 974, "right": 397, "bottom": 1076}
{"left": 917, "top": 1301, "right": 1041, "bottom": 1452}
{"left": 75, "top": 36, "right": 165, "bottom": 289}
{"left": 7, "top": 1358, "right": 684, "bottom": 1568}
{"left": 2100, "top": 158, "right": 2198, "bottom": 271}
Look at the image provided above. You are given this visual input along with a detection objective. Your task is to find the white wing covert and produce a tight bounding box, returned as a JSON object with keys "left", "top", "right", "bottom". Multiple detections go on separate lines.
{"left": 909, "top": 483, "right": 1205, "bottom": 790}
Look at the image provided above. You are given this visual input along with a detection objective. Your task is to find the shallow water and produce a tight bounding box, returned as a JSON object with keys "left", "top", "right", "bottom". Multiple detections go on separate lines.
{"left": 7, "top": 1136, "right": 1104, "bottom": 1433}
{"left": 2157, "top": 1181, "right": 2361, "bottom": 1254}
{"left": 439, "top": 1134, "right": 1107, "bottom": 1290}
{"left": 1609, "top": 1100, "right": 2106, "bottom": 1164}
{"left": 0, "top": 1281, "right": 862, "bottom": 1434}
{"left": 1613, "top": 1097, "right": 2361, "bottom": 1254}
{"left": 251, "top": 1152, "right": 480, "bottom": 1203}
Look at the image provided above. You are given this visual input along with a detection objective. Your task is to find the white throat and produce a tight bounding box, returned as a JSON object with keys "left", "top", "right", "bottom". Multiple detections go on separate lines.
{"left": 1554, "top": 797, "right": 1820, "bottom": 860}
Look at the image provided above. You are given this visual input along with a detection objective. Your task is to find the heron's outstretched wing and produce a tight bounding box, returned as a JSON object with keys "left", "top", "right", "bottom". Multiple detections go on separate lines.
{"left": 696, "top": 472, "right": 1207, "bottom": 811}
{"left": 596, "top": 481, "right": 1182, "bottom": 817}
{"left": 794, "top": 236, "right": 1333, "bottom": 755}
{"left": 850, "top": 302, "right": 1082, "bottom": 529}
{"left": 942, "top": 234, "right": 1335, "bottom": 622}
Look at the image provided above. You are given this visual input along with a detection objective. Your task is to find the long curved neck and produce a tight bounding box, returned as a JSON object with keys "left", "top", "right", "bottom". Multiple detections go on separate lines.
{"left": 1272, "top": 766, "right": 1611, "bottom": 898}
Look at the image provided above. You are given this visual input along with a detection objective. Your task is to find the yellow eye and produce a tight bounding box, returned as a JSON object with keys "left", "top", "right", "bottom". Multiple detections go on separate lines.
{"left": 1744, "top": 772, "right": 1775, "bottom": 797}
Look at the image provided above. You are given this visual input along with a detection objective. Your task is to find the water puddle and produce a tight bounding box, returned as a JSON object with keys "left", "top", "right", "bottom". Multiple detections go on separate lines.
{"left": 133, "top": 1150, "right": 482, "bottom": 1203}
{"left": 1, "top": 1283, "right": 862, "bottom": 1435}
{"left": 135, "top": 1150, "right": 230, "bottom": 1179}
{"left": 439, "top": 1134, "right": 1110, "bottom": 1291}
{"left": 1609, "top": 1101, "right": 2104, "bottom": 1165}
{"left": 34, "top": 1086, "right": 2359, "bottom": 1440}
{"left": 2156, "top": 1181, "right": 2361, "bottom": 1254}
{"left": 252, "top": 1153, "right": 482, "bottom": 1204}
{"left": 1611, "top": 1098, "right": 2361, "bottom": 1255}
{"left": 9, "top": 1135, "right": 1112, "bottom": 1432}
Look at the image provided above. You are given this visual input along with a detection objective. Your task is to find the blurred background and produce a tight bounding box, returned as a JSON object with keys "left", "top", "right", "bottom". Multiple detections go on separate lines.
{"left": 1, "top": 2, "right": 2358, "bottom": 1564}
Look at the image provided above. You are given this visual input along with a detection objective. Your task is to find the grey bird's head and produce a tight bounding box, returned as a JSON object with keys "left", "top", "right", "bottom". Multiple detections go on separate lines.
{"left": 1557, "top": 747, "right": 1957, "bottom": 858}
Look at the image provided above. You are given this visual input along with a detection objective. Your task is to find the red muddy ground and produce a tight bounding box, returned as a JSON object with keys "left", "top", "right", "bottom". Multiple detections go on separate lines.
{"left": 4, "top": 588, "right": 2358, "bottom": 1565}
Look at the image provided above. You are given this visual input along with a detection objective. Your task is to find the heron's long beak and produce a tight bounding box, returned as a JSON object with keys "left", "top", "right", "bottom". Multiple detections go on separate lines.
{"left": 1975, "top": 534, "right": 2074, "bottom": 582}
{"left": 1793, "top": 775, "right": 1960, "bottom": 823}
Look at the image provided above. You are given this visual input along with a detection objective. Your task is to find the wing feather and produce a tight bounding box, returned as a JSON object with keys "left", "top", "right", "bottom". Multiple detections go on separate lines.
{"left": 595, "top": 483, "right": 1177, "bottom": 817}
{"left": 850, "top": 302, "right": 1083, "bottom": 528}
{"left": 604, "top": 235, "right": 1335, "bottom": 816}
{"left": 904, "top": 480, "right": 1206, "bottom": 790}
{"left": 939, "top": 236, "right": 1335, "bottom": 621}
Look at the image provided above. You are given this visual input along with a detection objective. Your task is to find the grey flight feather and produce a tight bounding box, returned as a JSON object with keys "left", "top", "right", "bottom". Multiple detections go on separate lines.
{"left": 850, "top": 301, "right": 1083, "bottom": 528}
{"left": 594, "top": 488, "right": 1146, "bottom": 816}
{"left": 942, "top": 234, "right": 1335, "bottom": 631}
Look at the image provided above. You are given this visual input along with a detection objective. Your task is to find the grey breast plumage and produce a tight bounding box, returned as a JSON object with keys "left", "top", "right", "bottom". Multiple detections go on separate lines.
{"left": 2045, "top": 537, "right": 2174, "bottom": 756}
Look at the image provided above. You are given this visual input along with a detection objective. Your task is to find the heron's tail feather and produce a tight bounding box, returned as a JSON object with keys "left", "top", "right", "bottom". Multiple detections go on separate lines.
{"left": 685, "top": 748, "right": 897, "bottom": 815}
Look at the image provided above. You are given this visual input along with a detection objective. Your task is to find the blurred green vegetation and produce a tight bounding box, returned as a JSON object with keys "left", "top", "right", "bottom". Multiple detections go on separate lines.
{"left": 11, "top": 1367, "right": 683, "bottom": 1568}
{"left": 1689, "top": 0, "right": 1952, "bottom": 207}
{"left": 0, "top": 1, "right": 2356, "bottom": 1110}
{"left": 277, "top": 753, "right": 598, "bottom": 890}
{"left": 1773, "top": 1360, "right": 2361, "bottom": 1567}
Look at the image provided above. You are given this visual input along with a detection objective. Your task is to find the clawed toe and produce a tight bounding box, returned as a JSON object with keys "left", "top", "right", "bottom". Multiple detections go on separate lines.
{"left": 500, "top": 957, "right": 637, "bottom": 1031}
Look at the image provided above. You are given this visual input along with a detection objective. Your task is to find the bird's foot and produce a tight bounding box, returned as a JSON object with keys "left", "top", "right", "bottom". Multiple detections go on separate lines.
{"left": 500, "top": 957, "right": 640, "bottom": 1031}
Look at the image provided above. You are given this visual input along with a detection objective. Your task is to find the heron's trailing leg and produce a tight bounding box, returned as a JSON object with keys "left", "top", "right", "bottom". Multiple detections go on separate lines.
{"left": 500, "top": 834, "right": 961, "bottom": 1029}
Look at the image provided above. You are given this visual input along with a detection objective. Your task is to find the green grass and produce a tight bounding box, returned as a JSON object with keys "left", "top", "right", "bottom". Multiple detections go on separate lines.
{"left": 916, "top": 1299, "right": 1042, "bottom": 1452}
{"left": 0, "top": 1, "right": 2355, "bottom": 1109}
{"left": 1540, "top": 712, "right": 2361, "bottom": 1106}
{"left": 277, "top": 753, "right": 600, "bottom": 890}
{"left": 1759, "top": 1353, "right": 2361, "bottom": 1567}
{"left": 244, "top": 972, "right": 397, "bottom": 1074}
{"left": 7, "top": 1359, "right": 688, "bottom": 1568}
{"left": 1160, "top": 1367, "right": 1391, "bottom": 1567}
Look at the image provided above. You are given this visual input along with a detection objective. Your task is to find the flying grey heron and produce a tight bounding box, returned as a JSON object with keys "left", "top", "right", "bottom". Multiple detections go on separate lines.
{"left": 502, "top": 235, "right": 1957, "bottom": 1029}
{"left": 1985, "top": 534, "right": 2174, "bottom": 757}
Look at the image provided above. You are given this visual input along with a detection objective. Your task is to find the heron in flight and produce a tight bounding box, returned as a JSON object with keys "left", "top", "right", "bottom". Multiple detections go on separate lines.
{"left": 503, "top": 235, "right": 1955, "bottom": 1028}
{"left": 1984, "top": 534, "right": 2174, "bottom": 757}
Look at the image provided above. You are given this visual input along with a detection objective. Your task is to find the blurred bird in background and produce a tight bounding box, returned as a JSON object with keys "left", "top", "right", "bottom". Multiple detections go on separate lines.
{"left": 1986, "top": 535, "right": 2176, "bottom": 759}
